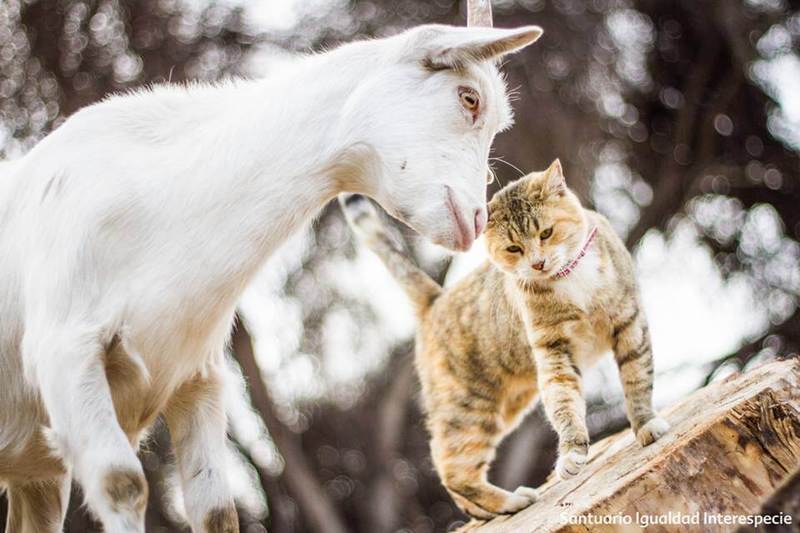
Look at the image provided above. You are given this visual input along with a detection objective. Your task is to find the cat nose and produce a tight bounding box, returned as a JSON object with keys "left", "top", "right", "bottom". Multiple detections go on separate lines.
{"left": 474, "top": 208, "right": 486, "bottom": 237}
{"left": 532, "top": 260, "right": 546, "bottom": 271}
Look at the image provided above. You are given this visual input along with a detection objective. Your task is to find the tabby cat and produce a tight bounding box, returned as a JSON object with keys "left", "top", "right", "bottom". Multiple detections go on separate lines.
{"left": 340, "top": 159, "right": 669, "bottom": 519}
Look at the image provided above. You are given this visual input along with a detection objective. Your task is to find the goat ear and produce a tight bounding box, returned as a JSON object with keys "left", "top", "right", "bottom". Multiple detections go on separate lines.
{"left": 422, "top": 26, "right": 543, "bottom": 70}
{"left": 543, "top": 159, "right": 566, "bottom": 196}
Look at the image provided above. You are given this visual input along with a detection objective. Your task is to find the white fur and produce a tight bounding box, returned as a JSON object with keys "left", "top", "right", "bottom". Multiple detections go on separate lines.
{"left": 555, "top": 447, "right": 588, "bottom": 479}
{"left": 0, "top": 23, "right": 541, "bottom": 531}
{"left": 551, "top": 241, "right": 603, "bottom": 310}
{"left": 636, "top": 416, "right": 670, "bottom": 446}
{"left": 508, "top": 224, "right": 610, "bottom": 373}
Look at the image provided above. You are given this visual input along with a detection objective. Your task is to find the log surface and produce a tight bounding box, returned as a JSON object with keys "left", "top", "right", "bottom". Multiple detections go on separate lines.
{"left": 467, "top": 359, "right": 800, "bottom": 533}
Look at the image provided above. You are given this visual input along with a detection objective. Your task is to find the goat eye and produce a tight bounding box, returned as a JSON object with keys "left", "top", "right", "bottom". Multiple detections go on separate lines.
{"left": 458, "top": 87, "right": 480, "bottom": 114}
{"left": 540, "top": 228, "right": 553, "bottom": 240}
{"left": 506, "top": 245, "right": 523, "bottom": 254}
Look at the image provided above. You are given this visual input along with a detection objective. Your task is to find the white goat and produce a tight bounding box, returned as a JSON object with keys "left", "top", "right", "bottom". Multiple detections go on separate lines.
{"left": 0, "top": 23, "right": 541, "bottom": 532}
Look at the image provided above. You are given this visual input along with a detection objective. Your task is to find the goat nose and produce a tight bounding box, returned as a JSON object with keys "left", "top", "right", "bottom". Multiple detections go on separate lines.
{"left": 474, "top": 208, "right": 487, "bottom": 237}
{"left": 532, "top": 260, "right": 546, "bottom": 271}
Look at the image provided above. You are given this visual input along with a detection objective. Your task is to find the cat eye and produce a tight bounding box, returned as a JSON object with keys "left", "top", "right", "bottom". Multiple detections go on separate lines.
{"left": 458, "top": 86, "right": 480, "bottom": 122}
{"left": 540, "top": 227, "right": 553, "bottom": 240}
{"left": 506, "top": 245, "right": 523, "bottom": 254}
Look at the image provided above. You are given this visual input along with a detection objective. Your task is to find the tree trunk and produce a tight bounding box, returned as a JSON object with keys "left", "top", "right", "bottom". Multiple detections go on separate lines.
{"left": 739, "top": 466, "right": 800, "bottom": 533}
{"left": 465, "top": 359, "right": 800, "bottom": 532}
{"left": 231, "top": 317, "right": 349, "bottom": 533}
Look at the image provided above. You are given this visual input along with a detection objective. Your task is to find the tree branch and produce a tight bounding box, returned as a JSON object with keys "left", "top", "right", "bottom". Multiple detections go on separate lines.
{"left": 367, "top": 349, "right": 416, "bottom": 532}
{"left": 231, "top": 317, "right": 348, "bottom": 533}
{"left": 625, "top": 26, "right": 721, "bottom": 248}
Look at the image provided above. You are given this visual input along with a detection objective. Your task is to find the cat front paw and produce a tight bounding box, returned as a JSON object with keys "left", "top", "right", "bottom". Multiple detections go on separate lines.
{"left": 636, "top": 416, "right": 669, "bottom": 446}
{"left": 555, "top": 447, "right": 587, "bottom": 479}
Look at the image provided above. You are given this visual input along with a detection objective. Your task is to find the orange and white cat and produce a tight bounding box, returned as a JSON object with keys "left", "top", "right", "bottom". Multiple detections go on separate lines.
{"left": 341, "top": 160, "right": 668, "bottom": 518}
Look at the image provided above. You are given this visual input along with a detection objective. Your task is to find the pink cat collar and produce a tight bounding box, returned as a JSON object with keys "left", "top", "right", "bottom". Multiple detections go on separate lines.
{"left": 553, "top": 226, "right": 598, "bottom": 279}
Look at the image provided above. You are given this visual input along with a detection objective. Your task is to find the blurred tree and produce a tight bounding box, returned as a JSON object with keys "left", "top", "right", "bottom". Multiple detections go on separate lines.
{"left": 1, "top": 0, "right": 798, "bottom": 532}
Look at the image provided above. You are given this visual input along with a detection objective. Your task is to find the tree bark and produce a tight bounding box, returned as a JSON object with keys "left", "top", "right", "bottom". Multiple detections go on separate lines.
{"left": 465, "top": 358, "right": 800, "bottom": 532}
{"left": 367, "top": 351, "right": 415, "bottom": 533}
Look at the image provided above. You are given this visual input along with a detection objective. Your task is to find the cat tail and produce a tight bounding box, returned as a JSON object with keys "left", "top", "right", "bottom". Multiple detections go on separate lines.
{"left": 339, "top": 193, "right": 442, "bottom": 316}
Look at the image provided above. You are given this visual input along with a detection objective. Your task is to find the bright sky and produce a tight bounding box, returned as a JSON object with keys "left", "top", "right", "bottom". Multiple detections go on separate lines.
{"left": 242, "top": 0, "right": 304, "bottom": 31}
{"left": 211, "top": 0, "right": 334, "bottom": 32}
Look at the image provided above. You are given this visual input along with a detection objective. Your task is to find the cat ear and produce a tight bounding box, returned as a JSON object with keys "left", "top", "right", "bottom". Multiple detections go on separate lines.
{"left": 486, "top": 196, "right": 499, "bottom": 222}
{"left": 543, "top": 159, "right": 566, "bottom": 196}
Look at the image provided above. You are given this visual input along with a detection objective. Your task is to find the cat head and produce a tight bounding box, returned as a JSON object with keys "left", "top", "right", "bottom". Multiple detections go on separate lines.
{"left": 484, "top": 159, "right": 588, "bottom": 280}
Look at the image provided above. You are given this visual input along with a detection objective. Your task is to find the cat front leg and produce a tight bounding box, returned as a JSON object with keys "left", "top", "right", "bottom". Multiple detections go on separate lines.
{"left": 612, "top": 308, "right": 669, "bottom": 446}
{"left": 532, "top": 335, "right": 589, "bottom": 480}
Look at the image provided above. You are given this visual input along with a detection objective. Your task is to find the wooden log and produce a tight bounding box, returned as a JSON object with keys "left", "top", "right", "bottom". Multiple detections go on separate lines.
{"left": 466, "top": 359, "right": 800, "bottom": 532}
{"left": 739, "top": 465, "right": 800, "bottom": 533}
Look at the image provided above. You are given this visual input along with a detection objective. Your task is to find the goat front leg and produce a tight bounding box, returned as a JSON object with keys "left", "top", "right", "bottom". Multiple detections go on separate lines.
{"left": 164, "top": 363, "right": 238, "bottom": 533}
{"left": 6, "top": 473, "right": 71, "bottom": 533}
{"left": 532, "top": 333, "right": 589, "bottom": 480}
{"left": 26, "top": 325, "right": 147, "bottom": 532}
{"left": 612, "top": 311, "right": 669, "bottom": 445}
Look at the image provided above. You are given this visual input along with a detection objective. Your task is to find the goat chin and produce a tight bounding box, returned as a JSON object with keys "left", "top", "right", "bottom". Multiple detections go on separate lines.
{"left": 0, "top": 22, "right": 540, "bottom": 531}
